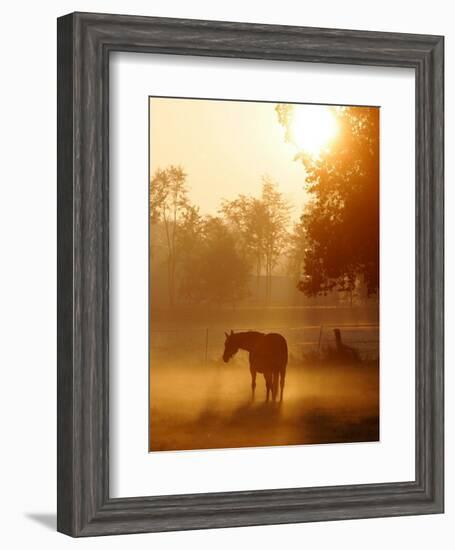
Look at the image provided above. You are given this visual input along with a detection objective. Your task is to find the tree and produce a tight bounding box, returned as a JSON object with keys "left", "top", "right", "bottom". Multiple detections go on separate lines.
{"left": 276, "top": 105, "right": 379, "bottom": 297}
{"left": 287, "top": 218, "right": 307, "bottom": 283}
{"left": 260, "top": 177, "right": 291, "bottom": 303}
{"left": 221, "top": 177, "right": 290, "bottom": 304}
{"left": 150, "top": 165, "right": 189, "bottom": 307}
{"left": 179, "top": 217, "right": 250, "bottom": 305}
{"left": 176, "top": 204, "right": 204, "bottom": 300}
{"left": 220, "top": 194, "right": 265, "bottom": 288}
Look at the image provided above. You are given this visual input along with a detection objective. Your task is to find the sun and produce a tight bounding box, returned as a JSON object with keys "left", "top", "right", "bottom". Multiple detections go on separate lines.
{"left": 290, "top": 105, "right": 338, "bottom": 156}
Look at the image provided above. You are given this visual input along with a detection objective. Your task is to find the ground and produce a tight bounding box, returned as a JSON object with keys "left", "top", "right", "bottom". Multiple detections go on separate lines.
{"left": 149, "top": 304, "right": 379, "bottom": 452}
{"left": 149, "top": 356, "right": 379, "bottom": 451}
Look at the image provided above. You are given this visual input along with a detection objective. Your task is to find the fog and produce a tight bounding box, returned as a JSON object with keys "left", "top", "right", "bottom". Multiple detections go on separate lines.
{"left": 149, "top": 306, "right": 379, "bottom": 452}
{"left": 148, "top": 99, "right": 380, "bottom": 452}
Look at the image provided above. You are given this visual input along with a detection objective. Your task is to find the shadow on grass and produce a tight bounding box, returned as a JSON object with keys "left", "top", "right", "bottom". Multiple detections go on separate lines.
{"left": 151, "top": 396, "right": 378, "bottom": 452}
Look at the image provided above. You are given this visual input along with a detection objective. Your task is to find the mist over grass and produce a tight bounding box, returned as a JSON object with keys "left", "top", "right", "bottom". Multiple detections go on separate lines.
{"left": 149, "top": 304, "right": 379, "bottom": 451}
{"left": 150, "top": 354, "right": 379, "bottom": 452}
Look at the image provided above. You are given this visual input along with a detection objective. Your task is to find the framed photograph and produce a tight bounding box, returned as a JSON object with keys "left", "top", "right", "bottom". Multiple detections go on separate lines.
{"left": 57, "top": 12, "right": 444, "bottom": 536}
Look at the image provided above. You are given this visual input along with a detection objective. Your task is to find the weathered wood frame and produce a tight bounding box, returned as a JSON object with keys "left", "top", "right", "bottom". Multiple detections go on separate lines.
{"left": 57, "top": 12, "right": 444, "bottom": 536}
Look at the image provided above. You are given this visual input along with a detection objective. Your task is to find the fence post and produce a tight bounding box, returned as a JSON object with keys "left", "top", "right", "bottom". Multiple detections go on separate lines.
{"left": 318, "top": 325, "right": 323, "bottom": 354}
{"left": 205, "top": 328, "right": 209, "bottom": 363}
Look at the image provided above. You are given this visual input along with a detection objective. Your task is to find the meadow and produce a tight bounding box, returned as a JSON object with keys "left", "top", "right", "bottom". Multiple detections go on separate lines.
{"left": 149, "top": 305, "right": 379, "bottom": 451}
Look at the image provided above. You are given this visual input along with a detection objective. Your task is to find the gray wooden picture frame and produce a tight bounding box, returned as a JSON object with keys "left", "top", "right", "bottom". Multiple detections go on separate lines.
{"left": 57, "top": 12, "right": 444, "bottom": 537}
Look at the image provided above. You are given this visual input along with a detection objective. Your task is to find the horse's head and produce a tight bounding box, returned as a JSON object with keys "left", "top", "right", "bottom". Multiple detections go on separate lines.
{"left": 223, "top": 330, "right": 238, "bottom": 363}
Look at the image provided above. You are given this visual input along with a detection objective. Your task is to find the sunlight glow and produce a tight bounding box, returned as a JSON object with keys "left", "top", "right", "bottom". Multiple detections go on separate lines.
{"left": 290, "top": 105, "right": 338, "bottom": 156}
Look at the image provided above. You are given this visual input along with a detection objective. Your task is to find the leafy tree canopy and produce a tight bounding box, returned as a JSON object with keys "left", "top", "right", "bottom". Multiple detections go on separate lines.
{"left": 179, "top": 216, "right": 250, "bottom": 305}
{"left": 277, "top": 105, "right": 379, "bottom": 296}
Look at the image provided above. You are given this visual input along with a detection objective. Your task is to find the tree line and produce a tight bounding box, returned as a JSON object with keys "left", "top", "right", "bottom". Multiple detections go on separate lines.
{"left": 150, "top": 169, "right": 291, "bottom": 307}
{"left": 150, "top": 105, "right": 379, "bottom": 307}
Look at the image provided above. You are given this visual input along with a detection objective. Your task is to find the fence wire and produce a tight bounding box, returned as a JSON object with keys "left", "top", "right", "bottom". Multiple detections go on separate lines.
{"left": 150, "top": 324, "right": 379, "bottom": 362}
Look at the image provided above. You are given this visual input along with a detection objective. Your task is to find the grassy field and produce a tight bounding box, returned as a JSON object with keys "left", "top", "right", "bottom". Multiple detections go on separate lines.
{"left": 150, "top": 304, "right": 379, "bottom": 360}
{"left": 149, "top": 355, "right": 379, "bottom": 451}
{"left": 149, "top": 304, "right": 379, "bottom": 452}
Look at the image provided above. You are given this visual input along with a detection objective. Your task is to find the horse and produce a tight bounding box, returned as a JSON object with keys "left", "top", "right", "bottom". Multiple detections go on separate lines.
{"left": 222, "top": 330, "right": 288, "bottom": 402}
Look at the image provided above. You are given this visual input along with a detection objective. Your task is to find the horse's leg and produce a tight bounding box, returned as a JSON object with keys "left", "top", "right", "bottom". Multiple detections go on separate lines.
{"left": 264, "top": 373, "right": 271, "bottom": 402}
{"left": 271, "top": 371, "right": 278, "bottom": 402}
{"left": 250, "top": 366, "right": 256, "bottom": 400}
{"left": 279, "top": 369, "right": 286, "bottom": 402}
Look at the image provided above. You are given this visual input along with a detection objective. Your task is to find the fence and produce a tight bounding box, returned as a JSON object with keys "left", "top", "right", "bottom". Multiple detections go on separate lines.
{"left": 150, "top": 323, "right": 379, "bottom": 363}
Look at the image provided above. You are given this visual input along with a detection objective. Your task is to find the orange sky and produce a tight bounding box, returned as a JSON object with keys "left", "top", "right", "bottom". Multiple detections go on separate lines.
{"left": 149, "top": 97, "right": 308, "bottom": 223}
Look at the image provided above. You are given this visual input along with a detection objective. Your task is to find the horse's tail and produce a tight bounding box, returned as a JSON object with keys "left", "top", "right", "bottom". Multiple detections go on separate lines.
{"left": 279, "top": 341, "right": 287, "bottom": 401}
{"left": 279, "top": 367, "right": 286, "bottom": 400}
{"left": 271, "top": 370, "right": 279, "bottom": 401}
{"left": 276, "top": 334, "right": 288, "bottom": 367}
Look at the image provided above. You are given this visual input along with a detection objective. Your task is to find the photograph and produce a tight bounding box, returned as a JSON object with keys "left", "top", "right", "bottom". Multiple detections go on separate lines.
{"left": 0, "top": 2, "right": 444, "bottom": 544}
{"left": 149, "top": 97, "right": 380, "bottom": 452}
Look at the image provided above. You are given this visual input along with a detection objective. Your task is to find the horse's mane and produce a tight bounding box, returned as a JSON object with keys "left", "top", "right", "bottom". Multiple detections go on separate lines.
{"left": 232, "top": 330, "right": 265, "bottom": 341}
{"left": 231, "top": 331, "right": 265, "bottom": 349}
{"left": 245, "top": 330, "right": 265, "bottom": 337}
